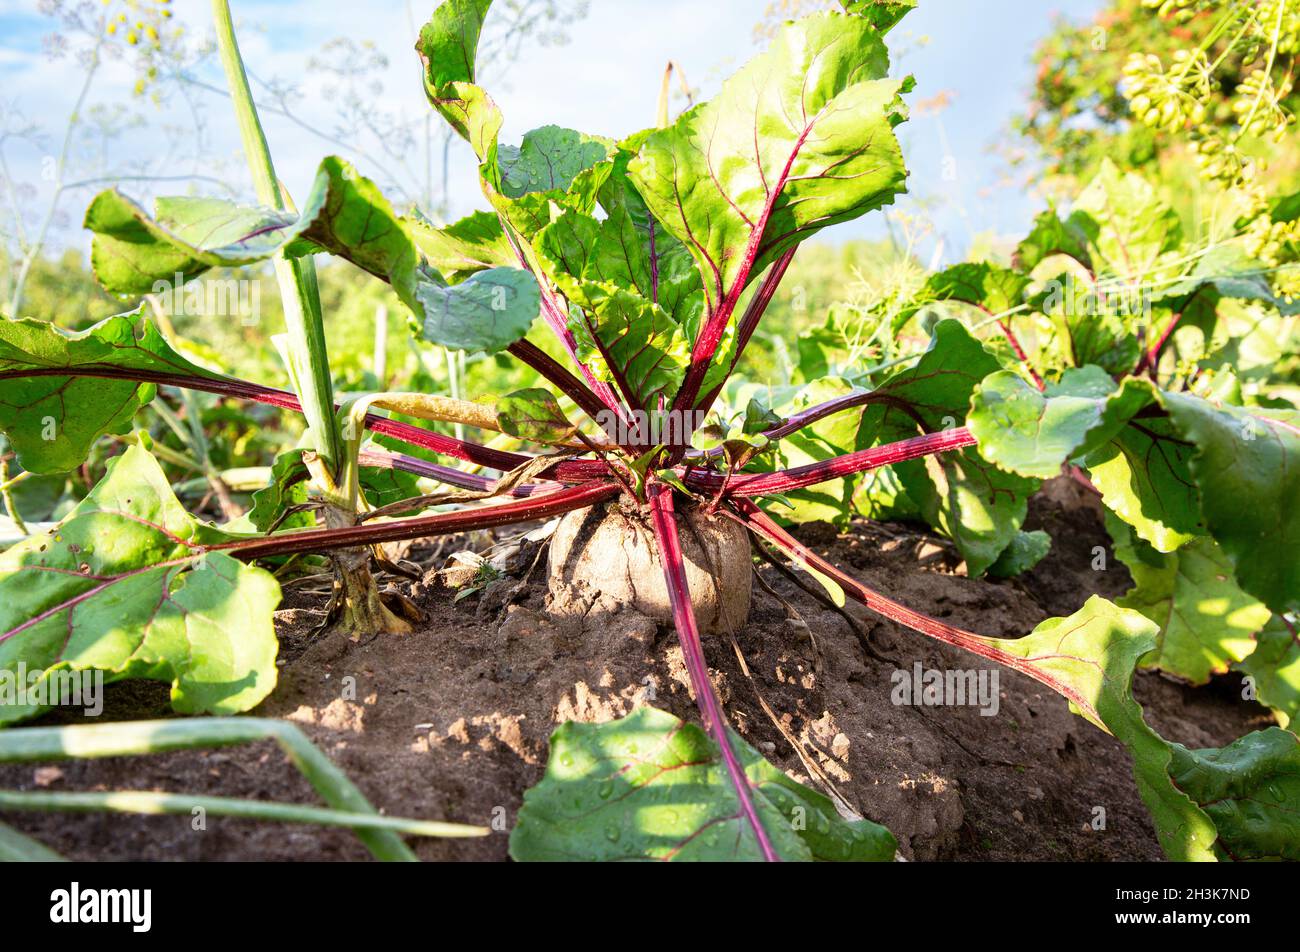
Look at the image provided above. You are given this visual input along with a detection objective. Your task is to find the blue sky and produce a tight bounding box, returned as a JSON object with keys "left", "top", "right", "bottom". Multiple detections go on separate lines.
{"left": 0, "top": 0, "right": 1106, "bottom": 265}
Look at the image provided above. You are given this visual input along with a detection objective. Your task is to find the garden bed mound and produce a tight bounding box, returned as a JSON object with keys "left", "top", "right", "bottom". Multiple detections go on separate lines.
{"left": 0, "top": 480, "right": 1274, "bottom": 861}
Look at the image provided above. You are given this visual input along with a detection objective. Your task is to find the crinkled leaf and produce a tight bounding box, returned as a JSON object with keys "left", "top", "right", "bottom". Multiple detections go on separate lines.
{"left": 0, "top": 309, "right": 222, "bottom": 474}
{"left": 0, "top": 444, "right": 280, "bottom": 724}
{"left": 1161, "top": 394, "right": 1300, "bottom": 615}
{"left": 1108, "top": 514, "right": 1270, "bottom": 684}
{"left": 509, "top": 706, "right": 894, "bottom": 862}
{"left": 597, "top": 137, "right": 705, "bottom": 326}
{"left": 419, "top": 61, "right": 613, "bottom": 286}
{"left": 905, "top": 450, "right": 1038, "bottom": 577}
{"left": 496, "top": 388, "right": 575, "bottom": 444}
{"left": 1034, "top": 269, "right": 1141, "bottom": 373}
{"left": 498, "top": 125, "right": 612, "bottom": 200}
{"left": 414, "top": 266, "right": 540, "bottom": 354}
{"left": 538, "top": 200, "right": 702, "bottom": 330}
{"left": 1168, "top": 728, "right": 1300, "bottom": 861}
{"left": 567, "top": 287, "right": 691, "bottom": 410}
{"left": 629, "top": 11, "right": 908, "bottom": 314}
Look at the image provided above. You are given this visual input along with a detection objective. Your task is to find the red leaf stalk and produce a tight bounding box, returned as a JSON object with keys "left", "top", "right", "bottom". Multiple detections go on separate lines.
{"left": 647, "top": 484, "right": 779, "bottom": 861}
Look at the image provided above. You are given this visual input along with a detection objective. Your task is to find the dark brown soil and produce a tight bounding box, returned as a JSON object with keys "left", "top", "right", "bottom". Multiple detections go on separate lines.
{"left": 0, "top": 479, "right": 1276, "bottom": 861}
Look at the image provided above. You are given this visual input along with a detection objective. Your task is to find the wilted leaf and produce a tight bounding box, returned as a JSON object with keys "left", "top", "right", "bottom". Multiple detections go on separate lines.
{"left": 496, "top": 388, "right": 576, "bottom": 444}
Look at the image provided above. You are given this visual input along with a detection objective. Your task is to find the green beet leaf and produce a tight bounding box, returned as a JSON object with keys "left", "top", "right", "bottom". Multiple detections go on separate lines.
{"left": 538, "top": 200, "right": 701, "bottom": 329}
{"left": 899, "top": 261, "right": 1030, "bottom": 332}
{"left": 628, "top": 10, "right": 909, "bottom": 314}
{"left": 977, "top": 596, "right": 1217, "bottom": 861}
{"left": 85, "top": 156, "right": 541, "bottom": 355}
{"left": 407, "top": 210, "right": 516, "bottom": 284}
{"left": 247, "top": 449, "right": 314, "bottom": 534}
{"left": 498, "top": 125, "right": 612, "bottom": 200}
{"left": 974, "top": 379, "right": 1211, "bottom": 553}
{"left": 0, "top": 308, "right": 223, "bottom": 474}
{"left": 1236, "top": 616, "right": 1300, "bottom": 731}
{"left": 1168, "top": 728, "right": 1300, "bottom": 861}
{"left": 858, "top": 319, "right": 1039, "bottom": 575}
{"left": 566, "top": 286, "right": 692, "bottom": 411}
{"left": 1014, "top": 209, "right": 1093, "bottom": 273}
{"left": 1084, "top": 410, "right": 1203, "bottom": 552}
{"left": 840, "top": 0, "right": 916, "bottom": 34}
{"left": 969, "top": 365, "right": 1153, "bottom": 480}
{"left": 986, "top": 529, "right": 1051, "bottom": 578}
{"left": 84, "top": 190, "right": 313, "bottom": 297}
{"left": 0, "top": 443, "right": 281, "bottom": 724}
{"left": 770, "top": 377, "right": 869, "bottom": 527}
{"left": 509, "top": 706, "right": 895, "bottom": 862}
{"left": 1067, "top": 158, "right": 1182, "bottom": 285}
{"left": 1108, "top": 514, "right": 1270, "bottom": 684}
{"left": 416, "top": 0, "right": 502, "bottom": 161}
{"left": 1161, "top": 394, "right": 1300, "bottom": 616}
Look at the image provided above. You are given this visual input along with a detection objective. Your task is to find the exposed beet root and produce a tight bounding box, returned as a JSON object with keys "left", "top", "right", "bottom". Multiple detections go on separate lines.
{"left": 546, "top": 499, "right": 752, "bottom": 634}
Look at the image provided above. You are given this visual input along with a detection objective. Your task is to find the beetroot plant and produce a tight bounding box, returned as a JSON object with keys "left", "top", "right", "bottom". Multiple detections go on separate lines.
{"left": 0, "top": 0, "right": 1297, "bottom": 861}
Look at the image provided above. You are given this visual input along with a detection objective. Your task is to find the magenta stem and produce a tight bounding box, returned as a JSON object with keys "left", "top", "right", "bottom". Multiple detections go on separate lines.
{"left": 730, "top": 498, "right": 1104, "bottom": 725}
{"left": 356, "top": 447, "right": 557, "bottom": 497}
{"left": 0, "top": 366, "right": 609, "bottom": 483}
{"left": 646, "top": 484, "right": 778, "bottom": 861}
{"left": 215, "top": 480, "right": 620, "bottom": 559}
{"left": 507, "top": 339, "right": 616, "bottom": 426}
{"left": 502, "top": 225, "right": 630, "bottom": 422}
{"left": 996, "top": 318, "right": 1045, "bottom": 391}
{"left": 688, "top": 427, "right": 976, "bottom": 497}
{"left": 692, "top": 247, "right": 800, "bottom": 421}
{"left": 671, "top": 124, "right": 814, "bottom": 420}
{"left": 1137, "top": 310, "right": 1183, "bottom": 377}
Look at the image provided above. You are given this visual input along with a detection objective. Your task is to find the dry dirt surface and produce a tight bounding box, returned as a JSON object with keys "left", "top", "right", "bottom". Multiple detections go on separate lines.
{"left": 0, "top": 479, "right": 1276, "bottom": 861}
